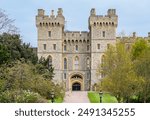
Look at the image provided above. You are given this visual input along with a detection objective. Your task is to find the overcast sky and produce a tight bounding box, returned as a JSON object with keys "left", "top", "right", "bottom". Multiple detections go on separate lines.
{"left": 0, "top": 0, "right": 150, "bottom": 47}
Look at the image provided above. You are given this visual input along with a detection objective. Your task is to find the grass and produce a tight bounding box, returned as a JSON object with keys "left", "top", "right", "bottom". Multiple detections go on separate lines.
{"left": 48, "top": 97, "right": 63, "bottom": 103}
{"left": 88, "top": 91, "right": 118, "bottom": 103}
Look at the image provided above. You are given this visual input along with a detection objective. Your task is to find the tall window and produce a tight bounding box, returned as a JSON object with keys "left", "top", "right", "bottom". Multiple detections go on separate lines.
{"left": 97, "top": 44, "right": 100, "bottom": 50}
{"left": 87, "top": 45, "right": 90, "bottom": 51}
{"left": 101, "top": 55, "right": 105, "bottom": 65}
{"left": 53, "top": 44, "right": 56, "bottom": 50}
{"left": 48, "top": 31, "right": 51, "bottom": 37}
{"left": 87, "top": 72, "right": 90, "bottom": 79}
{"left": 103, "top": 31, "right": 105, "bottom": 37}
{"left": 43, "top": 44, "right": 46, "bottom": 50}
{"left": 101, "top": 55, "right": 105, "bottom": 78}
{"left": 75, "top": 45, "right": 78, "bottom": 52}
{"left": 64, "top": 58, "right": 67, "bottom": 70}
{"left": 64, "top": 73, "right": 66, "bottom": 79}
{"left": 64, "top": 45, "right": 67, "bottom": 51}
{"left": 47, "top": 55, "right": 52, "bottom": 69}
{"left": 87, "top": 58, "right": 90, "bottom": 69}
{"left": 74, "top": 56, "right": 79, "bottom": 70}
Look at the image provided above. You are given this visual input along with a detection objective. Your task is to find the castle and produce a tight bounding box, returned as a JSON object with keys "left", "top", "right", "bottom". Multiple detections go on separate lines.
{"left": 36, "top": 8, "right": 149, "bottom": 91}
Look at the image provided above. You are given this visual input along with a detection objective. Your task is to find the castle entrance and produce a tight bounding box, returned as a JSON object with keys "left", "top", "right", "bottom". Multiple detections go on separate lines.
{"left": 72, "top": 82, "right": 81, "bottom": 91}
{"left": 70, "top": 74, "right": 84, "bottom": 91}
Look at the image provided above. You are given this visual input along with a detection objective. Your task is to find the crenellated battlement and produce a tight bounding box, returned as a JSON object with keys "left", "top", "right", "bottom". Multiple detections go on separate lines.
{"left": 117, "top": 32, "right": 150, "bottom": 42}
{"left": 63, "top": 31, "right": 90, "bottom": 43}
{"left": 64, "top": 31, "right": 89, "bottom": 37}
{"left": 36, "top": 8, "right": 65, "bottom": 28}
{"left": 89, "top": 9, "right": 118, "bottom": 28}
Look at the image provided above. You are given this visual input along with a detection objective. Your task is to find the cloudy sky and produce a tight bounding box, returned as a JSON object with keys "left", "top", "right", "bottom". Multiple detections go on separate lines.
{"left": 0, "top": 0, "right": 150, "bottom": 47}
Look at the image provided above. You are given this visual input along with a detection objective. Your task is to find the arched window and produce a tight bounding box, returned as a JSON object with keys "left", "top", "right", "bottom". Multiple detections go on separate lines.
{"left": 64, "top": 73, "right": 66, "bottom": 79}
{"left": 112, "top": 22, "right": 114, "bottom": 26}
{"left": 64, "top": 45, "right": 67, "bottom": 51}
{"left": 100, "top": 22, "right": 102, "bottom": 26}
{"left": 47, "top": 55, "right": 52, "bottom": 69}
{"left": 75, "top": 45, "right": 78, "bottom": 51}
{"left": 101, "top": 55, "right": 105, "bottom": 78}
{"left": 102, "top": 31, "right": 105, "bottom": 37}
{"left": 46, "top": 23, "right": 48, "bottom": 26}
{"left": 97, "top": 44, "right": 100, "bottom": 49}
{"left": 87, "top": 58, "right": 90, "bottom": 69}
{"left": 87, "top": 45, "right": 90, "bottom": 51}
{"left": 64, "top": 58, "right": 67, "bottom": 70}
{"left": 40, "top": 23, "right": 42, "bottom": 27}
{"left": 74, "top": 56, "right": 79, "bottom": 70}
{"left": 106, "top": 22, "right": 108, "bottom": 26}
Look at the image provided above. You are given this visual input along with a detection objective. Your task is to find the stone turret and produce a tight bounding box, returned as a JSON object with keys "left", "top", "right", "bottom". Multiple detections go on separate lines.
{"left": 50, "top": 10, "right": 55, "bottom": 18}
{"left": 107, "top": 9, "right": 117, "bottom": 17}
{"left": 36, "top": 8, "right": 65, "bottom": 84}
{"left": 36, "top": 8, "right": 65, "bottom": 28}
{"left": 38, "top": 9, "right": 45, "bottom": 16}
{"left": 90, "top": 8, "right": 96, "bottom": 16}
{"left": 57, "top": 8, "right": 63, "bottom": 16}
{"left": 89, "top": 9, "right": 118, "bottom": 29}
{"left": 89, "top": 9, "right": 118, "bottom": 88}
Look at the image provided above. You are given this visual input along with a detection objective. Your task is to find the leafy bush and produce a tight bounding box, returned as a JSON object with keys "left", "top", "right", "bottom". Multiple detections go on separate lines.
{"left": 16, "top": 90, "right": 47, "bottom": 103}
{"left": 0, "top": 79, "right": 6, "bottom": 93}
{"left": 128, "top": 95, "right": 139, "bottom": 103}
{"left": 0, "top": 90, "right": 47, "bottom": 103}
{"left": 0, "top": 90, "right": 15, "bottom": 103}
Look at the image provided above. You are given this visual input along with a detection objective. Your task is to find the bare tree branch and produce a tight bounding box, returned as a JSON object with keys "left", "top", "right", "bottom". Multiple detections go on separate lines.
{"left": 0, "top": 9, "right": 19, "bottom": 34}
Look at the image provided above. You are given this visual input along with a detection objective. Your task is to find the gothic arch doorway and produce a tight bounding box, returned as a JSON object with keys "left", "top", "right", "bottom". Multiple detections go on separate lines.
{"left": 72, "top": 82, "right": 81, "bottom": 91}
{"left": 70, "top": 73, "right": 84, "bottom": 91}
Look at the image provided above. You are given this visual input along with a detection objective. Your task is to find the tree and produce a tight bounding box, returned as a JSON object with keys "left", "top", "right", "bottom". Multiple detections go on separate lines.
{"left": 98, "top": 42, "right": 141, "bottom": 102}
{"left": 36, "top": 57, "right": 54, "bottom": 80}
{"left": 134, "top": 50, "right": 150, "bottom": 102}
{"left": 132, "top": 39, "right": 150, "bottom": 102}
{"left": 0, "top": 44, "right": 10, "bottom": 65}
{"left": 0, "top": 9, "right": 18, "bottom": 34}
{"left": 0, "top": 33, "right": 38, "bottom": 64}
{"left": 131, "top": 39, "right": 149, "bottom": 60}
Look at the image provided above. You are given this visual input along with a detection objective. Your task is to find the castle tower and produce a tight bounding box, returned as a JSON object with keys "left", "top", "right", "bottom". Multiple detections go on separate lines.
{"left": 36, "top": 8, "right": 65, "bottom": 82}
{"left": 89, "top": 9, "right": 118, "bottom": 88}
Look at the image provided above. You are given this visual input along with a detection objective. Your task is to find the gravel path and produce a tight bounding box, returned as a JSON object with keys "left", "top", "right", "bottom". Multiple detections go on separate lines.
{"left": 63, "top": 91, "right": 90, "bottom": 103}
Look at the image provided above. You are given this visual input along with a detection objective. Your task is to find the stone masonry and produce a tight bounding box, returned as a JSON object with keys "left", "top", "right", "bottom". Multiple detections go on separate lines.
{"left": 36, "top": 8, "right": 118, "bottom": 91}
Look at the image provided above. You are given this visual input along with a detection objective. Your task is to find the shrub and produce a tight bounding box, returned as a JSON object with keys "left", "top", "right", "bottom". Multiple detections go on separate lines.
{"left": 16, "top": 90, "right": 45, "bottom": 103}
{"left": 0, "top": 90, "right": 15, "bottom": 103}
{"left": 0, "top": 90, "right": 47, "bottom": 103}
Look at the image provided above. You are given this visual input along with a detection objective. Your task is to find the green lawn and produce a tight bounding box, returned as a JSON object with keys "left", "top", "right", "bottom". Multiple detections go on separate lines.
{"left": 48, "top": 97, "right": 63, "bottom": 103}
{"left": 88, "top": 91, "right": 118, "bottom": 103}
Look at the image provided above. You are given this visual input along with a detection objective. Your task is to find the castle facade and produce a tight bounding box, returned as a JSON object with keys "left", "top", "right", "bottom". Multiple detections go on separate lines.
{"left": 36, "top": 8, "right": 118, "bottom": 91}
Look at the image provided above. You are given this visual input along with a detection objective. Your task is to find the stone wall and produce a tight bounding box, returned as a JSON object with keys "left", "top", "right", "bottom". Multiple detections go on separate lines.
{"left": 36, "top": 8, "right": 118, "bottom": 91}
